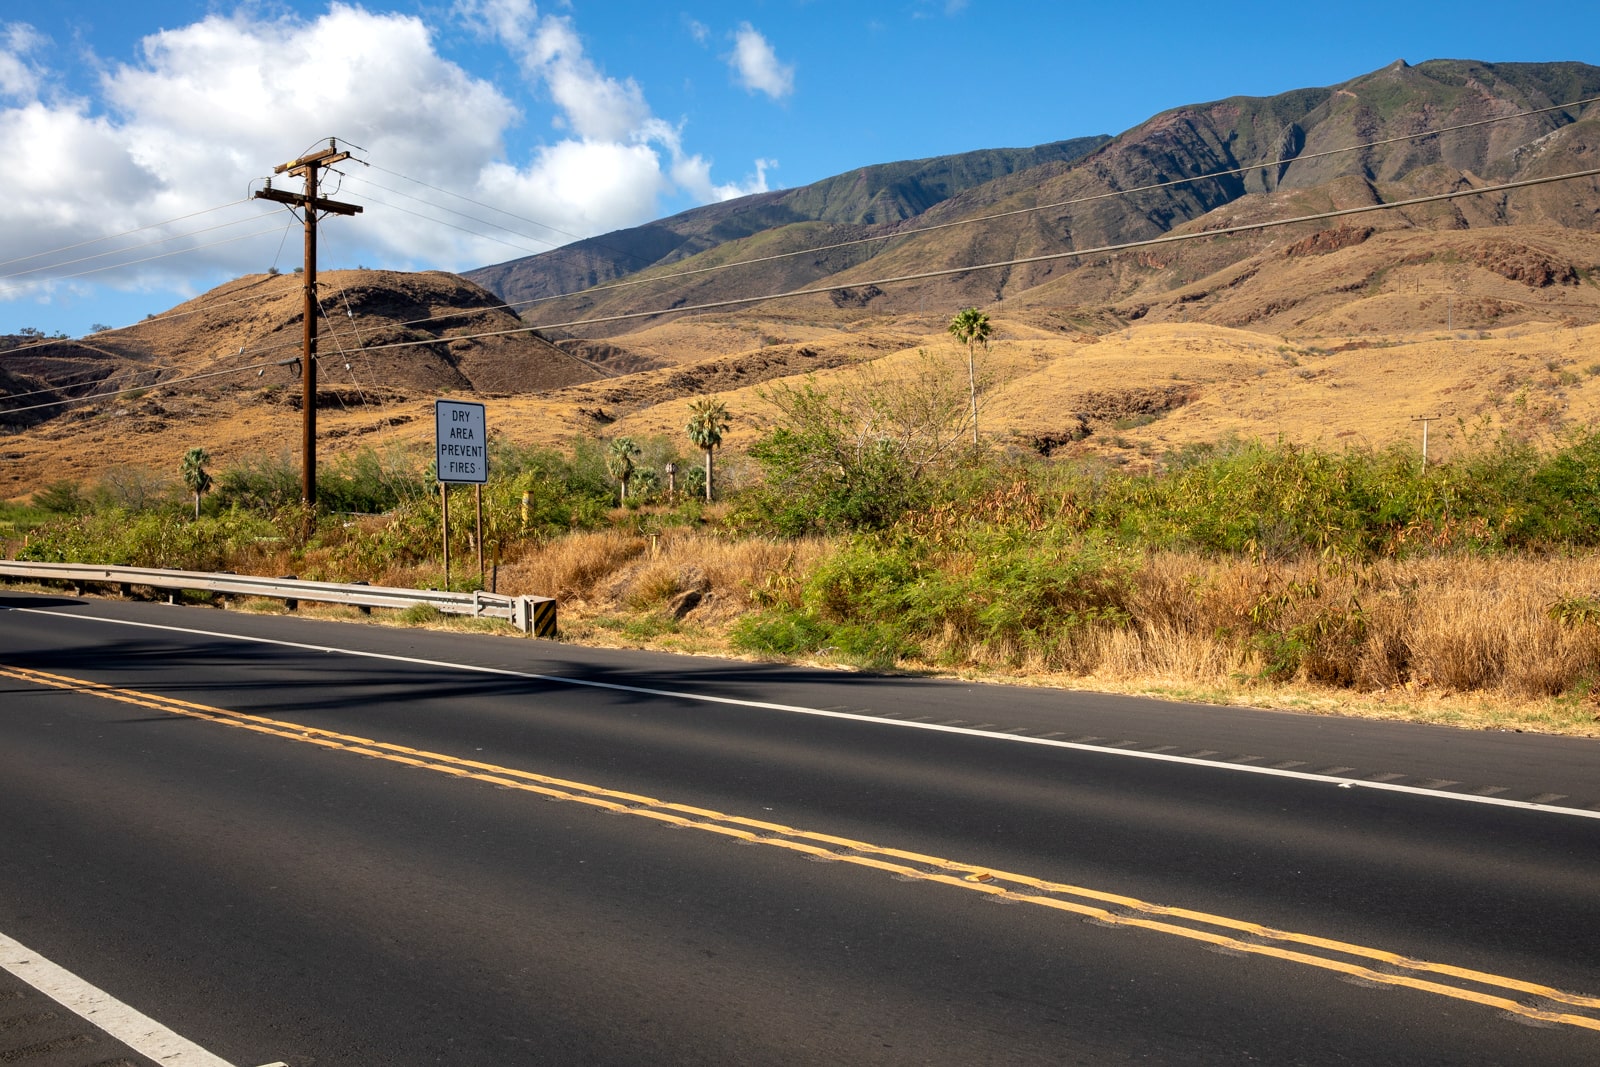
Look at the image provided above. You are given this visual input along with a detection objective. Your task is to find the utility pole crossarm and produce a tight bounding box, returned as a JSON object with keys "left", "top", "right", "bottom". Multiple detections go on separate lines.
{"left": 310, "top": 198, "right": 363, "bottom": 217}
{"left": 254, "top": 186, "right": 363, "bottom": 216}
{"left": 274, "top": 145, "right": 346, "bottom": 174}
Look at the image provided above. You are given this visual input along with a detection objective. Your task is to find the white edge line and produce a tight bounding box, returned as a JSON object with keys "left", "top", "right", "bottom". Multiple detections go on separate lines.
{"left": 0, "top": 929, "right": 238, "bottom": 1067}
{"left": 12, "top": 605, "right": 1600, "bottom": 822}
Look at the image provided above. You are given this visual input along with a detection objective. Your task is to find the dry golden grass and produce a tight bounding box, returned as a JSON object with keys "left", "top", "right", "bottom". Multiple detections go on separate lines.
{"left": 472, "top": 318, "right": 1600, "bottom": 470}
{"left": 496, "top": 529, "right": 650, "bottom": 604}
{"left": 494, "top": 528, "right": 826, "bottom": 620}
{"left": 905, "top": 552, "right": 1600, "bottom": 734}
{"left": 492, "top": 530, "right": 1600, "bottom": 735}
{"left": 8, "top": 304, "right": 1600, "bottom": 504}
{"left": 275, "top": 517, "right": 1600, "bottom": 736}
{"left": 982, "top": 321, "right": 1600, "bottom": 463}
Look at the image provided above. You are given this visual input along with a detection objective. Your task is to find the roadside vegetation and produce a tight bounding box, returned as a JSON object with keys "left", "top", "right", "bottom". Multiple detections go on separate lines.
{"left": 4, "top": 348, "right": 1600, "bottom": 734}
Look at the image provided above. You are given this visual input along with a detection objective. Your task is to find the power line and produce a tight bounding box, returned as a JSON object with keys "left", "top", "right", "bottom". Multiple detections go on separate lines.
{"left": 8, "top": 163, "right": 1593, "bottom": 420}
{"left": 365, "top": 162, "right": 660, "bottom": 270}
{"left": 2, "top": 281, "right": 381, "bottom": 409}
{"left": 341, "top": 88, "right": 1600, "bottom": 334}
{"left": 0, "top": 198, "right": 255, "bottom": 271}
{"left": 345, "top": 188, "right": 556, "bottom": 258}
{"left": 9, "top": 95, "right": 1596, "bottom": 405}
{"left": 136, "top": 262, "right": 296, "bottom": 327}
{"left": 3, "top": 267, "right": 522, "bottom": 408}
{"left": 0, "top": 224, "right": 291, "bottom": 298}
{"left": 343, "top": 166, "right": 1600, "bottom": 349}
{"left": 0, "top": 207, "right": 283, "bottom": 282}
{"left": 0, "top": 335, "right": 293, "bottom": 404}
{"left": 314, "top": 291, "right": 364, "bottom": 412}
{"left": 0, "top": 357, "right": 299, "bottom": 416}
{"left": 509, "top": 92, "right": 1600, "bottom": 308}
{"left": 5, "top": 90, "right": 1591, "bottom": 319}
{"left": 11, "top": 89, "right": 1589, "bottom": 344}
{"left": 338, "top": 172, "right": 564, "bottom": 253}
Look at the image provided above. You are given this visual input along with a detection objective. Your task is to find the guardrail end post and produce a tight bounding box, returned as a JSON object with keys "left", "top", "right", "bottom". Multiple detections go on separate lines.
{"left": 526, "top": 597, "right": 557, "bottom": 639}
{"left": 515, "top": 596, "right": 557, "bottom": 637}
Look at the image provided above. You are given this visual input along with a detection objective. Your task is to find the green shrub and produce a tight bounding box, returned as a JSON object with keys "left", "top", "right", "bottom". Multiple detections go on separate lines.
{"left": 733, "top": 525, "right": 1137, "bottom": 670}
{"left": 399, "top": 603, "right": 444, "bottom": 625}
{"left": 32, "top": 480, "right": 88, "bottom": 515}
{"left": 16, "top": 507, "right": 278, "bottom": 570}
{"left": 738, "top": 351, "right": 981, "bottom": 535}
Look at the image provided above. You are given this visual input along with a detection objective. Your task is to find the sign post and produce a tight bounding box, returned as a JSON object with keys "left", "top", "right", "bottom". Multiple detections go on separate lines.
{"left": 435, "top": 400, "right": 488, "bottom": 588}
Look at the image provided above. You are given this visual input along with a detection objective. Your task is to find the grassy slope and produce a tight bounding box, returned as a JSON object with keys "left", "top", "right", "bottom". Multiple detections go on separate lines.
{"left": 7, "top": 314, "right": 1598, "bottom": 501}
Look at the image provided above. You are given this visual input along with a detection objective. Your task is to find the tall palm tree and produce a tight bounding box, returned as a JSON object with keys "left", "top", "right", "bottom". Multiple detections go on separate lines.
{"left": 605, "top": 437, "right": 640, "bottom": 506}
{"left": 685, "top": 398, "right": 731, "bottom": 503}
{"left": 947, "top": 307, "right": 990, "bottom": 445}
{"left": 180, "top": 446, "right": 212, "bottom": 520}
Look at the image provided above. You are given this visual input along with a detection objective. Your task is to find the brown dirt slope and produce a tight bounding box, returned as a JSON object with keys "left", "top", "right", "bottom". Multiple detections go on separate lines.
{"left": 4, "top": 297, "right": 1600, "bottom": 501}
{"left": 0, "top": 269, "right": 605, "bottom": 496}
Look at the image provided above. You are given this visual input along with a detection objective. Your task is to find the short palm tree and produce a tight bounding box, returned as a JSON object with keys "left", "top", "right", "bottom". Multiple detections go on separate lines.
{"left": 605, "top": 437, "right": 640, "bottom": 506}
{"left": 180, "top": 446, "right": 211, "bottom": 520}
{"left": 685, "top": 398, "right": 731, "bottom": 503}
{"left": 947, "top": 308, "right": 990, "bottom": 445}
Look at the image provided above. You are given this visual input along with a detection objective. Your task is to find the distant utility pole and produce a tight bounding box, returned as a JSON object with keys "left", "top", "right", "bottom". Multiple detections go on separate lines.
{"left": 255, "top": 139, "right": 363, "bottom": 506}
{"left": 1410, "top": 413, "right": 1443, "bottom": 470}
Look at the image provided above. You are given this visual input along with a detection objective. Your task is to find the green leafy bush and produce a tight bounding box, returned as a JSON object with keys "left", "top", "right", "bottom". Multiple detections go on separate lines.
{"left": 734, "top": 525, "right": 1137, "bottom": 670}
{"left": 17, "top": 507, "right": 278, "bottom": 571}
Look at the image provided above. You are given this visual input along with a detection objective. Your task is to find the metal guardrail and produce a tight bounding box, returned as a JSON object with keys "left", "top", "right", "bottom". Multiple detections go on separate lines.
{"left": 0, "top": 560, "right": 557, "bottom": 638}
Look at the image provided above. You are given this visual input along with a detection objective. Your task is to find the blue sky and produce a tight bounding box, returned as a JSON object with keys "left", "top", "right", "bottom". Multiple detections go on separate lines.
{"left": 3, "top": 1, "right": 1597, "bottom": 337}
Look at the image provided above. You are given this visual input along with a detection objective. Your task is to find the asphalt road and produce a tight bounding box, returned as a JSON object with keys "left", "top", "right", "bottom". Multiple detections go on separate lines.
{"left": 2, "top": 592, "right": 1598, "bottom": 1065}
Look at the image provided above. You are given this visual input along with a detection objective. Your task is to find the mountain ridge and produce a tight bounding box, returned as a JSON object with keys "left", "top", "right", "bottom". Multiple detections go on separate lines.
{"left": 464, "top": 137, "right": 1112, "bottom": 303}
{"left": 467, "top": 58, "right": 1600, "bottom": 333}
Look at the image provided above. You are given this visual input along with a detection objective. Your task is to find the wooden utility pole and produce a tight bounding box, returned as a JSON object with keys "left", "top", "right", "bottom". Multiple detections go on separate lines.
{"left": 255, "top": 139, "right": 363, "bottom": 506}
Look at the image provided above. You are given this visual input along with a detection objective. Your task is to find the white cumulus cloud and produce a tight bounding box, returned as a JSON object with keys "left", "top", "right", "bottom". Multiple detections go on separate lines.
{"left": 1, "top": 3, "right": 775, "bottom": 326}
{"left": 453, "top": 2, "right": 774, "bottom": 229}
{"left": 0, "top": 23, "right": 45, "bottom": 99}
{"left": 727, "top": 23, "right": 794, "bottom": 100}
{"left": 673, "top": 156, "right": 776, "bottom": 204}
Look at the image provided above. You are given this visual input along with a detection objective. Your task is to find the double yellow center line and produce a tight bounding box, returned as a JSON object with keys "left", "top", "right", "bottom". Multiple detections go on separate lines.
{"left": 7, "top": 662, "right": 1600, "bottom": 1033}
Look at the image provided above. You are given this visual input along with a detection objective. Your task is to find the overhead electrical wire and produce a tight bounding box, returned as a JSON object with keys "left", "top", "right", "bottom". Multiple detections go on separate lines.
{"left": 484, "top": 92, "right": 1600, "bottom": 308}
{"left": 0, "top": 223, "right": 292, "bottom": 298}
{"left": 364, "top": 162, "right": 659, "bottom": 269}
{"left": 308, "top": 90, "right": 1600, "bottom": 340}
{"left": 0, "top": 208, "right": 285, "bottom": 283}
{"left": 253, "top": 166, "right": 1600, "bottom": 354}
{"left": 2, "top": 269, "right": 341, "bottom": 405}
{"left": 7, "top": 96, "right": 1596, "bottom": 411}
{"left": 329, "top": 288, "right": 384, "bottom": 414}
{"left": 338, "top": 172, "right": 564, "bottom": 253}
{"left": 7, "top": 92, "right": 1591, "bottom": 340}
{"left": 0, "top": 358, "right": 300, "bottom": 416}
{"left": 7, "top": 164, "right": 1595, "bottom": 419}
{"left": 217, "top": 89, "right": 1599, "bottom": 349}
{"left": 313, "top": 291, "right": 365, "bottom": 412}
{"left": 341, "top": 188, "right": 556, "bottom": 258}
{"left": 0, "top": 198, "right": 256, "bottom": 272}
